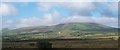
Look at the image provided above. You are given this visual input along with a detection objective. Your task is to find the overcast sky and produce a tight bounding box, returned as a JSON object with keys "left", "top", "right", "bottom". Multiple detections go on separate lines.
{"left": 0, "top": 0, "right": 119, "bottom": 29}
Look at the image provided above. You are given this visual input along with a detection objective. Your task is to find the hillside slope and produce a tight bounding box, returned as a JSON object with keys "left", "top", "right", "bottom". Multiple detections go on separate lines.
{"left": 2, "top": 23, "right": 117, "bottom": 35}
{"left": 2, "top": 23, "right": 118, "bottom": 41}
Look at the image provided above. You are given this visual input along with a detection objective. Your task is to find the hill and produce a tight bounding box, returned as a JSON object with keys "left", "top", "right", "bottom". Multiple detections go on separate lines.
{"left": 2, "top": 23, "right": 118, "bottom": 41}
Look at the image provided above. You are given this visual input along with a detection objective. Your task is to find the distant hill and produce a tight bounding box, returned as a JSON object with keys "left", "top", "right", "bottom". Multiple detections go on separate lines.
{"left": 2, "top": 23, "right": 117, "bottom": 36}
{"left": 2, "top": 22, "right": 119, "bottom": 41}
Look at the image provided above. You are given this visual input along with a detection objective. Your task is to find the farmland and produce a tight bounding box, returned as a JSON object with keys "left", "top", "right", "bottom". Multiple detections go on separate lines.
{"left": 2, "top": 38, "right": 119, "bottom": 48}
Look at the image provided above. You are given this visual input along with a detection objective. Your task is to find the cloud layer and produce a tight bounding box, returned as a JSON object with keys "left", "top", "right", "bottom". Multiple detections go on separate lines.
{"left": 1, "top": 0, "right": 119, "bottom": 2}
{"left": 0, "top": 3, "right": 17, "bottom": 16}
{"left": 1, "top": 2, "right": 118, "bottom": 29}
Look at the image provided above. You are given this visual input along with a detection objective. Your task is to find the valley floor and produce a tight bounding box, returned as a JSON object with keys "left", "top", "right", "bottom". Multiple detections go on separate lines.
{"left": 2, "top": 39, "right": 119, "bottom": 49}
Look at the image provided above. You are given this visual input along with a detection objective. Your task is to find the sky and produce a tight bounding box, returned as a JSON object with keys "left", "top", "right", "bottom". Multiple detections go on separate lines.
{"left": 0, "top": 0, "right": 119, "bottom": 29}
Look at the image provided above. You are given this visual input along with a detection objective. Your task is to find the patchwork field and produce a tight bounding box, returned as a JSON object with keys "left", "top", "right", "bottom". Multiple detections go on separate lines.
{"left": 2, "top": 39, "right": 118, "bottom": 48}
